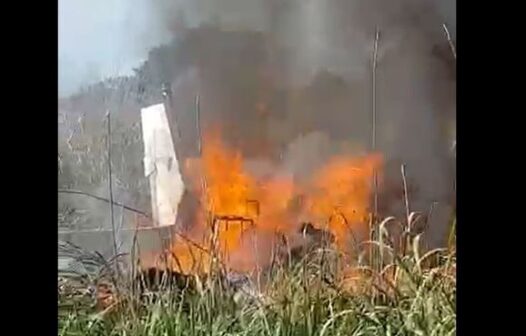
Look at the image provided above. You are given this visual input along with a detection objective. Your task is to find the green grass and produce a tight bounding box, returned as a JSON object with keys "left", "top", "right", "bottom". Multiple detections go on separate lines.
{"left": 58, "top": 216, "right": 456, "bottom": 336}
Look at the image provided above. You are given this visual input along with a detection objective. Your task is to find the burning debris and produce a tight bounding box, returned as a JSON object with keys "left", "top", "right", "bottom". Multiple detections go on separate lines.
{"left": 137, "top": 128, "right": 383, "bottom": 278}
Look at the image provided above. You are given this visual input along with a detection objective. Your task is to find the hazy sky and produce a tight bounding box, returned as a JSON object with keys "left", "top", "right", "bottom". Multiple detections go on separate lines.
{"left": 58, "top": 0, "right": 169, "bottom": 97}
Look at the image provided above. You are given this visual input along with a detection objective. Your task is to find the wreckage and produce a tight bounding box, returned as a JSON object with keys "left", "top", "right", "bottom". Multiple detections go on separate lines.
{"left": 59, "top": 15, "right": 456, "bottom": 292}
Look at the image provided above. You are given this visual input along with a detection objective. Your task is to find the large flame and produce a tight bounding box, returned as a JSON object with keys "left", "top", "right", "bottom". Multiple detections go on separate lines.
{"left": 305, "top": 155, "right": 382, "bottom": 251}
{"left": 165, "top": 131, "right": 382, "bottom": 275}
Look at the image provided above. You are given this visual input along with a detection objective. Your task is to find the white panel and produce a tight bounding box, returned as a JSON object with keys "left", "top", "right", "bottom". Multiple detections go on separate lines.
{"left": 141, "top": 104, "right": 185, "bottom": 227}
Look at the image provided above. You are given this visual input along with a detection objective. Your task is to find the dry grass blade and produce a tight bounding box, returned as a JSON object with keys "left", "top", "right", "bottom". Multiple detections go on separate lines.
{"left": 442, "top": 23, "right": 456, "bottom": 59}
{"left": 359, "top": 240, "right": 395, "bottom": 254}
{"left": 418, "top": 248, "right": 448, "bottom": 269}
{"left": 401, "top": 164, "right": 411, "bottom": 226}
{"left": 378, "top": 216, "right": 397, "bottom": 265}
{"left": 319, "top": 309, "right": 356, "bottom": 336}
{"left": 412, "top": 234, "right": 422, "bottom": 273}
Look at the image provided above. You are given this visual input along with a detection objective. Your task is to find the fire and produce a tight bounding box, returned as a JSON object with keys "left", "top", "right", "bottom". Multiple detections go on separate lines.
{"left": 201, "top": 132, "right": 257, "bottom": 219}
{"left": 305, "top": 155, "right": 382, "bottom": 252}
{"left": 166, "top": 131, "right": 382, "bottom": 275}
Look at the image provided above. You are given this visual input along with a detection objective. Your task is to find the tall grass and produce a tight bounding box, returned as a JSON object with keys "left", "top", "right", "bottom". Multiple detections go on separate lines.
{"left": 58, "top": 213, "right": 456, "bottom": 336}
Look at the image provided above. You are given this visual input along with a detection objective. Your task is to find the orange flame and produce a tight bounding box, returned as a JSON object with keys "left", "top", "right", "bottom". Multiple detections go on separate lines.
{"left": 166, "top": 131, "right": 382, "bottom": 274}
{"left": 305, "top": 155, "right": 382, "bottom": 252}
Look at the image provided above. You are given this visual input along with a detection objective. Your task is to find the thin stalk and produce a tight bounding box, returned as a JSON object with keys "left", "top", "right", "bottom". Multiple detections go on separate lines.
{"left": 370, "top": 27, "right": 380, "bottom": 269}
{"left": 106, "top": 111, "right": 119, "bottom": 265}
{"left": 442, "top": 23, "right": 456, "bottom": 60}
{"left": 401, "top": 164, "right": 411, "bottom": 256}
{"left": 372, "top": 27, "right": 380, "bottom": 217}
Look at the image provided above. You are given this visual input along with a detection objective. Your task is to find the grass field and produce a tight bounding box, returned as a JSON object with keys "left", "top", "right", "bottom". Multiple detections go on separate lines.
{"left": 58, "top": 214, "right": 456, "bottom": 336}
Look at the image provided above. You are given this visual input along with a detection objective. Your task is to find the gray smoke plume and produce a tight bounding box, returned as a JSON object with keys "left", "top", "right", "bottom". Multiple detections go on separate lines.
{"left": 149, "top": 0, "right": 456, "bottom": 248}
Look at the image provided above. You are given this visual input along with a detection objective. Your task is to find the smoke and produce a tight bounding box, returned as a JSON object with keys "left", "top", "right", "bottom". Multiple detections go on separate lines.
{"left": 59, "top": 0, "right": 171, "bottom": 97}
{"left": 149, "top": 0, "right": 455, "bottom": 248}
{"left": 58, "top": 181, "right": 138, "bottom": 258}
